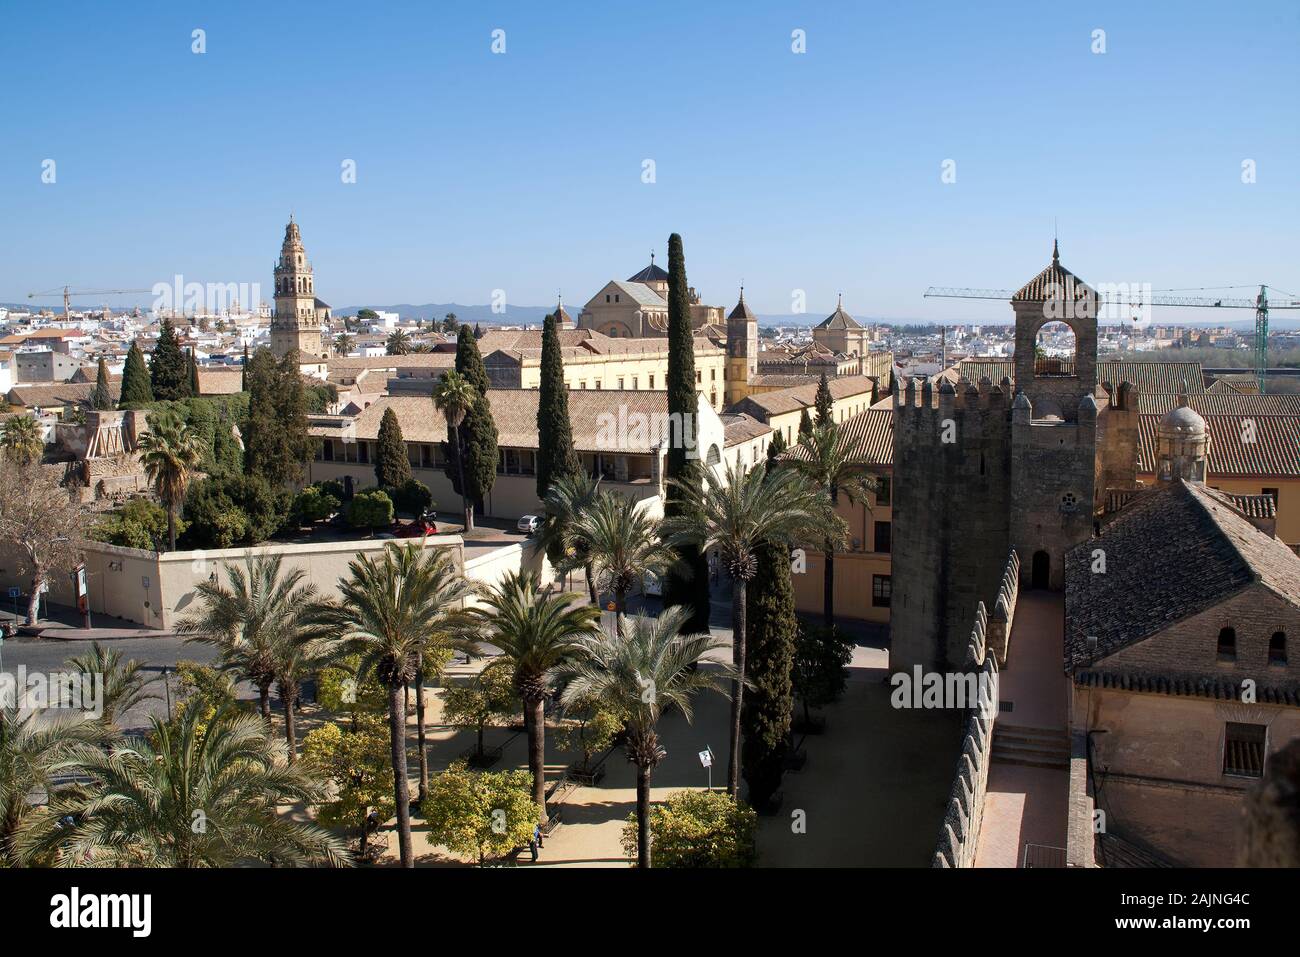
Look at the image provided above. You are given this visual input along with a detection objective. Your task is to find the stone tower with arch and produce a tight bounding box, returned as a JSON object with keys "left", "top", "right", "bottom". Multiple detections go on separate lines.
{"left": 270, "top": 216, "right": 325, "bottom": 365}
{"left": 724, "top": 288, "right": 757, "bottom": 406}
{"left": 891, "top": 242, "right": 1114, "bottom": 670}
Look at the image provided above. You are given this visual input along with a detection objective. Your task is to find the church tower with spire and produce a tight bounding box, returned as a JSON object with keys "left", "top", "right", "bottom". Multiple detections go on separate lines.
{"left": 270, "top": 216, "right": 325, "bottom": 369}
{"left": 725, "top": 287, "right": 757, "bottom": 406}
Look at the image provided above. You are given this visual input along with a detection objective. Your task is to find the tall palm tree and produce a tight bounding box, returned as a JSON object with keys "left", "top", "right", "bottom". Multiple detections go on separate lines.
{"left": 20, "top": 700, "right": 348, "bottom": 867}
{"left": 137, "top": 412, "right": 203, "bottom": 551}
{"left": 0, "top": 414, "right": 44, "bottom": 466}
{"left": 177, "top": 554, "right": 313, "bottom": 724}
{"left": 304, "top": 542, "right": 474, "bottom": 867}
{"left": 536, "top": 472, "right": 601, "bottom": 600}
{"left": 0, "top": 708, "right": 107, "bottom": 866}
{"left": 63, "top": 642, "right": 157, "bottom": 729}
{"left": 562, "top": 490, "right": 678, "bottom": 635}
{"left": 386, "top": 329, "right": 412, "bottom": 356}
{"left": 431, "top": 370, "right": 478, "bottom": 533}
{"left": 558, "top": 606, "right": 733, "bottom": 868}
{"left": 664, "top": 459, "right": 830, "bottom": 797}
{"left": 469, "top": 570, "right": 600, "bottom": 823}
{"left": 787, "top": 422, "right": 879, "bottom": 627}
{"left": 334, "top": 332, "right": 355, "bottom": 356}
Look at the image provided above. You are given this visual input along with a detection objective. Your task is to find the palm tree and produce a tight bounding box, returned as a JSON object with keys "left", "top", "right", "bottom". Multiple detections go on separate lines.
{"left": 558, "top": 606, "right": 733, "bottom": 868}
{"left": 137, "top": 412, "right": 203, "bottom": 551}
{"left": 562, "top": 490, "right": 677, "bottom": 635}
{"left": 664, "top": 459, "right": 830, "bottom": 797}
{"left": 0, "top": 414, "right": 44, "bottom": 466}
{"left": 787, "top": 422, "right": 879, "bottom": 627}
{"left": 334, "top": 332, "right": 355, "bottom": 356}
{"left": 469, "top": 570, "right": 600, "bottom": 823}
{"left": 0, "top": 708, "right": 107, "bottom": 866}
{"left": 536, "top": 472, "right": 601, "bottom": 601}
{"left": 63, "top": 642, "right": 157, "bottom": 728}
{"left": 21, "top": 700, "right": 348, "bottom": 867}
{"left": 304, "top": 542, "right": 474, "bottom": 867}
{"left": 386, "top": 329, "right": 412, "bottom": 356}
{"left": 177, "top": 554, "right": 313, "bottom": 725}
{"left": 431, "top": 370, "right": 478, "bottom": 533}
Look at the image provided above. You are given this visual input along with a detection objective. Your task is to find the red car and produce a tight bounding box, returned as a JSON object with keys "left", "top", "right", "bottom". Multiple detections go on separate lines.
{"left": 394, "top": 512, "right": 438, "bottom": 538}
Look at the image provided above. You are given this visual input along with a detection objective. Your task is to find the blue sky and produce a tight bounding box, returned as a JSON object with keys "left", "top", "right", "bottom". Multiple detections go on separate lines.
{"left": 1, "top": 0, "right": 1297, "bottom": 323}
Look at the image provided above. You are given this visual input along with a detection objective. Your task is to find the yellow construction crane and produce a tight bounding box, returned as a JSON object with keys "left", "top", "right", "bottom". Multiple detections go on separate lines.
{"left": 27, "top": 285, "right": 152, "bottom": 319}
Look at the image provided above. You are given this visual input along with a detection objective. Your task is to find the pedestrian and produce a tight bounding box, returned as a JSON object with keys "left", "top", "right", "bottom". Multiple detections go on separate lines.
{"left": 529, "top": 826, "right": 540, "bottom": 862}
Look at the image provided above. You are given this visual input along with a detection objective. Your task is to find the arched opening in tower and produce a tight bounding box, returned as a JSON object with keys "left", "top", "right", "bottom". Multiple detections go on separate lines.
{"left": 1034, "top": 321, "right": 1077, "bottom": 376}
{"left": 1031, "top": 550, "right": 1051, "bottom": 590}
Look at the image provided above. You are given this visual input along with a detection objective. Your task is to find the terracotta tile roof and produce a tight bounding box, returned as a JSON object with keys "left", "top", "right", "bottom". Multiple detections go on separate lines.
{"left": 7, "top": 381, "right": 119, "bottom": 408}
{"left": 719, "top": 412, "right": 771, "bottom": 447}
{"left": 477, "top": 329, "right": 720, "bottom": 363}
{"left": 957, "top": 357, "right": 1207, "bottom": 396}
{"left": 310, "top": 390, "right": 677, "bottom": 454}
{"left": 1073, "top": 669, "right": 1300, "bottom": 707}
{"left": 1011, "top": 242, "right": 1096, "bottom": 302}
{"left": 1137, "top": 413, "right": 1300, "bottom": 477}
{"left": 814, "top": 298, "right": 861, "bottom": 331}
{"left": 733, "top": 375, "right": 877, "bottom": 420}
{"left": 1065, "top": 481, "right": 1300, "bottom": 671}
{"left": 781, "top": 406, "right": 894, "bottom": 467}
{"left": 1137, "top": 391, "right": 1300, "bottom": 417}
{"left": 1222, "top": 492, "right": 1277, "bottom": 519}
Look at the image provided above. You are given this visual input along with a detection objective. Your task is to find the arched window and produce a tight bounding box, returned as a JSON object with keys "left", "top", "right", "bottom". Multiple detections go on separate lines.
{"left": 1269, "top": 631, "right": 1287, "bottom": 665}
{"left": 1034, "top": 321, "right": 1078, "bottom": 376}
{"left": 705, "top": 444, "right": 721, "bottom": 466}
{"left": 1217, "top": 627, "right": 1236, "bottom": 660}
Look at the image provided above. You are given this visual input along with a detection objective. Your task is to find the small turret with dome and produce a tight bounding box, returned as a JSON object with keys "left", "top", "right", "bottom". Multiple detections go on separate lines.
{"left": 1156, "top": 388, "right": 1209, "bottom": 484}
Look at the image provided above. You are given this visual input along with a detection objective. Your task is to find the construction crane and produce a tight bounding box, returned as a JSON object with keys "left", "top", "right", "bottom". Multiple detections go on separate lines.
{"left": 27, "top": 286, "right": 152, "bottom": 320}
{"left": 923, "top": 281, "right": 1300, "bottom": 394}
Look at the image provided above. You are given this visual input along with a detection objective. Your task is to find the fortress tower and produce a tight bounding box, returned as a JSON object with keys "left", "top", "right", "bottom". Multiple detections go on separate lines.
{"left": 890, "top": 242, "right": 1110, "bottom": 670}
{"left": 725, "top": 288, "right": 757, "bottom": 406}
{"left": 270, "top": 216, "right": 326, "bottom": 368}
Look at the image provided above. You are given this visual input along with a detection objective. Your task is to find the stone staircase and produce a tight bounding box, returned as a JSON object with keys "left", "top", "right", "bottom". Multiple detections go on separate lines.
{"left": 991, "top": 724, "right": 1070, "bottom": 770}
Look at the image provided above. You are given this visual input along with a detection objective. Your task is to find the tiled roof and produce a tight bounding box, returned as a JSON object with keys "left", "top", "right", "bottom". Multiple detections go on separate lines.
{"left": 7, "top": 381, "right": 119, "bottom": 408}
{"left": 1011, "top": 242, "right": 1096, "bottom": 302}
{"left": 626, "top": 262, "right": 669, "bottom": 283}
{"left": 780, "top": 407, "right": 893, "bottom": 467}
{"left": 309, "top": 390, "right": 679, "bottom": 454}
{"left": 814, "top": 299, "right": 861, "bottom": 331}
{"left": 719, "top": 412, "right": 771, "bottom": 447}
{"left": 727, "top": 292, "right": 755, "bottom": 321}
{"left": 957, "top": 357, "right": 1208, "bottom": 396}
{"left": 1137, "top": 391, "right": 1300, "bottom": 417}
{"left": 609, "top": 280, "right": 667, "bottom": 309}
{"left": 1064, "top": 481, "right": 1300, "bottom": 670}
{"left": 1137, "top": 413, "right": 1300, "bottom": 477}
{"left": 733, "top": 375, "right": 878, "bottom": 420}
{"left": 1222, "top": 493, "right": 1277, "bottom": 519}
{"left": 479, "top": 329, "right": 720, "bottom": 363}
{"left": 1073, "top": 670, "right": 1300, "bottom": 707}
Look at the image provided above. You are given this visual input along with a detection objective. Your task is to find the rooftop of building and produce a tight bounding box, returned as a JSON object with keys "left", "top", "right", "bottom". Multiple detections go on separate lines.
{"left": 733, "top": 374, "right": 879, "bottom": 420}
{"left": 1011, "top": 241, "right": 1097, "bottom": 302}
{"left": 1064, "top": 480, "right": 1300, "bottom": 671}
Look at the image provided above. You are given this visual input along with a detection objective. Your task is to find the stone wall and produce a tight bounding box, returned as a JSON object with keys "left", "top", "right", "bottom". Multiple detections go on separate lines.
{"left": 932, "top": 600, "right": 1000, "bottom": 868}
{"left": 891, "top": 375, "right": 1012, "bottom": 670}
{"left": 985, "top": 550, "right": 1020, "bottom": 666}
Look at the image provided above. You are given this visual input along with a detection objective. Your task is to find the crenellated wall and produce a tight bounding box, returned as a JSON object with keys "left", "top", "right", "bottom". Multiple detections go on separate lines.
{"left": 985, "top": 550, "right": 1020, "bottom": 666}
{"left": 932, "top": 599, "right": 1000, "bottom": 868}
{"left": 890, "top": 374, "right": 1012, "bottom": 670}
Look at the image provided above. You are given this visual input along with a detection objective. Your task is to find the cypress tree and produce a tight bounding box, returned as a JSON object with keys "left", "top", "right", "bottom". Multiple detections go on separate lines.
{"left": 375, "top": 406, "right": 412, "bottom": 489}
{"left": 91, "top": 357, "right": 114, "bottom": 411}
{"left": 741, "top": 541, "right": 798, "bottom": 811}
{"left": 814, "top": 372, "right": 833, "bottom": 428}
{"left": 766, "top": 429, "right": 787, "bottom": 470}
{"left": 450, "top": 325, "right": 497, "bottom": 528}
{"left": 661, "top": 232, "right": 711, "bottom": 633}
{"left": 798, "top": 408, "right": 814, "bottom": 441}
{"left": 243, "top": 347, "right": 311, "bottom": 488}
{"left": 536, "top": 312, "right": 580, "bottom": 501}
{"left": 241, "top": 345, "right": 250, "bottom": 391}
{"left": 187, "top": 348, "right": 200, "bottom": 397}
{"left": 150, "top": 318, "right": 188, "bottom": 400}
{"left": 119, "top": 340, "right": 153, "bottom": 406}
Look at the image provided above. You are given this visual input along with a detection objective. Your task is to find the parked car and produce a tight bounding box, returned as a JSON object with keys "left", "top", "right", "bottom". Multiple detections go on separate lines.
{"left": 516, "top": 514, "right": 542, "bottom": 534}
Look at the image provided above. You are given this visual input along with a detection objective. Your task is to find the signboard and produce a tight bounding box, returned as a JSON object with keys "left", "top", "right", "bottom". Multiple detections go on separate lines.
{"left": 698, "top": 748, "right": 713, "bottom": 769}
{"left": 7, "top": 587, "right": 18, "bottom": 599}
{"left": 74, "top": 564, "right": 88, "bottom": 614}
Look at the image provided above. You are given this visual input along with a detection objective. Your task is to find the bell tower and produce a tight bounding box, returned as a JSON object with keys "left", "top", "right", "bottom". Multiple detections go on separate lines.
{"left": 725, "top": 287, "right": 757, "bottom": 406}
{"left": 270, "top": 216, "right": 324, "bottom": 363}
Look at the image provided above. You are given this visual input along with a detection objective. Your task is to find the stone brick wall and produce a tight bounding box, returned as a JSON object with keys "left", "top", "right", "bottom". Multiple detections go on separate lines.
{"left": 891, "top": 376, "right": 1012, "bottom": 670}
{"left": 932, "top": 600, "right": 1000, "bottom": 868}
{"left": 986, "top": 549, "right": 1020, "bottom": 666}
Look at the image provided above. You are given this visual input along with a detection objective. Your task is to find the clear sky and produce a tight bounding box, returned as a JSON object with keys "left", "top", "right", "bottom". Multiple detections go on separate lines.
{"left": 1, "top": 0, "right": 1297, "bottom": 324}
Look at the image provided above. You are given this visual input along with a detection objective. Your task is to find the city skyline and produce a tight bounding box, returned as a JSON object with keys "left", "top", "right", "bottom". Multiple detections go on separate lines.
{"left": 2, "top": 1, "right": 1297, "bottom": 324}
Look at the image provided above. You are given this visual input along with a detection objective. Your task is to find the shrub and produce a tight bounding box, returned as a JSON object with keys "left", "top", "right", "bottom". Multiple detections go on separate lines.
{"left": 391, "top": 478, "right": 433, "bottom": 517}
{"left": 90, "top": 498, "right": 177, "bottom": 550}
{"left": 303, "top": 715, "right": 395, "bottom": 848}
{"left": 292, "top": 484, "right": 341, "bottom": 526}
{"left": 424, "top": 761, "right": 537, "bottom": 865}
{"left": 347, "top": 489, "right": 393, "bottom": 531}
{"left": 620, "top": 790, "right": 757, "bottom": 868}
{"left": 182, "top": 473, "right": 289, "bottom": 548}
